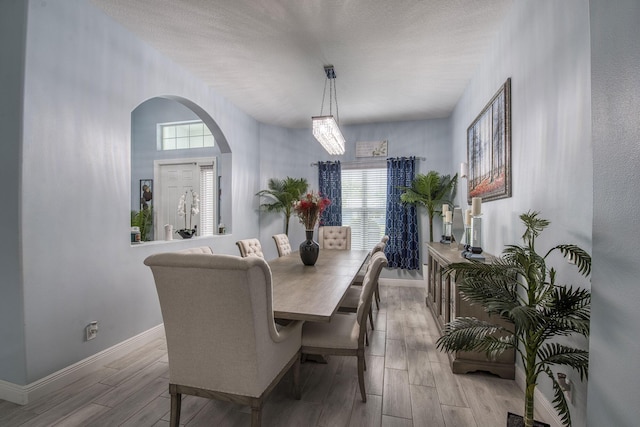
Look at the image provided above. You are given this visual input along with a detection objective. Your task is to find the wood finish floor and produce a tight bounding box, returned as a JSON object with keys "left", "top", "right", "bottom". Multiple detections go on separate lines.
{"left": 0, "top": 284, "right": 548, "bottom": 427}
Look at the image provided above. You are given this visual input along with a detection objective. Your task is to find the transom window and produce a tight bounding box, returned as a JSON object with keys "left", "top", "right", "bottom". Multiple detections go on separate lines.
{"left": 158, "top": 121, "right": 214, "bottom": 150}
{"left": 341, "top": 167, "right": 387, "bottom": 250}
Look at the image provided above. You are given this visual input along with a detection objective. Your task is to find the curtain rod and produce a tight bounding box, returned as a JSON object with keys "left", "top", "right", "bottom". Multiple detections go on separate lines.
{"left": 311, "top": 156, "right": 425, "bottom": 166}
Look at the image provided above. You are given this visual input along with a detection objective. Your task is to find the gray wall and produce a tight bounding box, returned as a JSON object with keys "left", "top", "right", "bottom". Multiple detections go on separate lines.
{"left": 589, "top": 0, "right": 640, "bottom": 425}
{"left": 4, "top": 0, "right": 261, "bottom": 384}
{"left": 0, "top": 0, "right": 28, "bottom": 385}
{"left": 450, "top": 1, "right": 592, "bottom": 425}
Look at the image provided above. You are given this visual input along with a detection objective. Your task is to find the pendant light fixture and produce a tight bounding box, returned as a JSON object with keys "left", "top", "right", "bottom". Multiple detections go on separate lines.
{"left": 312, "top": 65, "right": 345, "bottom": 155}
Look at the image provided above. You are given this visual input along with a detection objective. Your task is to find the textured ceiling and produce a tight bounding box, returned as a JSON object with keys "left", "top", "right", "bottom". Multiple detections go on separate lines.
{"left": 92, "top": 0, "right": 513, "bottom": 128}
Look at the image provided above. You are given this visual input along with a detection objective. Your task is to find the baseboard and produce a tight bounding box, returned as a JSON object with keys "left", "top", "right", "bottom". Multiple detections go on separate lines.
{"left": 514, "top": 365, "right": 563, "bottom": 427}
{"left": 0, "top": 324, "right": 165, "bottom": 405}
{"left": 379, "top": 278, "right": 425, "bottom": 288}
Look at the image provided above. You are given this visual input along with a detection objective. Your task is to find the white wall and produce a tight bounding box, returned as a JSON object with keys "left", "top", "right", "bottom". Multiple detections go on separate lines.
{"left": 588, "top": 1, "right": 640, "bottom": 426}
{"left": 5, "top": 0, "right": 261, "bottom": 385}
{"left": 450, "top": 1, "right": 592, "bottom": 425}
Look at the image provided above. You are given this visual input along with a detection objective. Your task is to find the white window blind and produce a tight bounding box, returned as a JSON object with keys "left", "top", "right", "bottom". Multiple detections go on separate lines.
{"left": 341, "top": 168, "right": 387, "bottom": 250}
{"left": 199, "top": 165, "right": 215, "bottom": 236}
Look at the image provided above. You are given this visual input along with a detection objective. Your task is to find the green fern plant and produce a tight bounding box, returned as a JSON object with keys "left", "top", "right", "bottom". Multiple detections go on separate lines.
{"left": 399, "top": 171, "right": 458, "bottom": 242}
{"left": 436, "top": 211, "right": 591, "bottom": 427}
{"left": 256, "top": 177, "right": 309, "bottom": 235}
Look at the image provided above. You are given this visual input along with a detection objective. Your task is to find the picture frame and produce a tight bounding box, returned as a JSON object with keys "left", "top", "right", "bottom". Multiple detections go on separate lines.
{"left": 355, "top": 140, "right": 388, "bottom": 158}
{"left": 140, "top": 179, "right": 153, "bottom": 211}
{"left": 467, "top": 78, "right": 512, "bottom": 203}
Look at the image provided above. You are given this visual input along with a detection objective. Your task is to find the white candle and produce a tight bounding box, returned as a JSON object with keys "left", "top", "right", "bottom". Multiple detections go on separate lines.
{"left": 442, "top": 204, "right": 449, "bottom": 214}
{"left": 471, "top": 197, "right": 482, "bottom": 216}
{"left": 460, "top": 162, "right": 468, "bottom": 178}
{"left": 465, "top": 209, "right": 472, "bottom": 226}
{"left": 445, "top": 211, "right": 452, "bottom": 223}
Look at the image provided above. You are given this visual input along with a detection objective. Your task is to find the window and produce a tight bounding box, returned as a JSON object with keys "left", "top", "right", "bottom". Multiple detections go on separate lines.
{"left": 199, "top": 164, "right": 215, "bottom": 236}
{"left": 159, "top": 121, "right": 214, "bottom": 150}
{"left": 341, "top": 167, "right": 387, "bottom": 250}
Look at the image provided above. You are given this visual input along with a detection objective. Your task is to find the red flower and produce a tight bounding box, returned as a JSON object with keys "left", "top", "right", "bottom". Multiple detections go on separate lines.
{"left": 293, "top": 191, "right": 331, "bottom": 230}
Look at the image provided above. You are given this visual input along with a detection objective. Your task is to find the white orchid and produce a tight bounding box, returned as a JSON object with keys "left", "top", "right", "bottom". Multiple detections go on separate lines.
{"left": 177, "top": 190, "right": 200, "bottom": 231}
{"left": 177, "top": 194, "right": 187, "bottom": 217}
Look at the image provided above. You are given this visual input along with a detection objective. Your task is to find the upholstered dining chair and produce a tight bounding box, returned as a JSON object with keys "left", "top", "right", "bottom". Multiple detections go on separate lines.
{"left": 349, "top": 234, "right": 390, "bottom": 309}
{"left": 144, "top": 252, "right": 303, "bottom": 427}
{"left": 301, "top": 251, "right": 388, "bottom": 402}
{"left": 318, "top": 226, "right": 351, "bottom": 250}
{"left": 338, "top": 240, "right": 387, "bottom": 328}
{"left": 178, "top": 246, "right": 213, "bottom": 254}
{"left": 272, "top": 234, "right": 292, "bottom": 257}
{"left": 236, "top": 238, "right": 265, "bottom": 258}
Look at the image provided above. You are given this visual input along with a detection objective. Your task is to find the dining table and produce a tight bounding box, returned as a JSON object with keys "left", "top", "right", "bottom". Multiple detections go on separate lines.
{"left": 269, "top": 249, "right": 369, "bottom": 322}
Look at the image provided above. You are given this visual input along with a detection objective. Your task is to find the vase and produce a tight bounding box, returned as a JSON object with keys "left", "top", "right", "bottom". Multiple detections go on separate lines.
{"left": 177, "top": 229, "right": 196, "bottom": 239}
{"left": 299, "top": 229, "right": 320, "bottom": 266}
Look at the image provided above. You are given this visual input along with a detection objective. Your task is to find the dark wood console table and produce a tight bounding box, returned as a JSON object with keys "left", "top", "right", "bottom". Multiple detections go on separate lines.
{"left": 426, "top": 242, "right": 515, "bottom": 379}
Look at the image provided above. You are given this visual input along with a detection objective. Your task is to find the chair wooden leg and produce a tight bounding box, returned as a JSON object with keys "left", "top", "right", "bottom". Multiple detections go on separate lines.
{"left": 357, "top": 354, "right": 367, "bottom": 402}
{"left": 368, "top": 308, "right": 375, "bottom": 330}
{"left": 375, "top": 287, "right": 380, "bottom": 310}
{"left": 169, "top": 387, "right": 181, "bottom": 427}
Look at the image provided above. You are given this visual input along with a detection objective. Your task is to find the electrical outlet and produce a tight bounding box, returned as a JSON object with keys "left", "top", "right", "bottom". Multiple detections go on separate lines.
{"left": 86, "top": 321, "right": 99, "bottom": 341}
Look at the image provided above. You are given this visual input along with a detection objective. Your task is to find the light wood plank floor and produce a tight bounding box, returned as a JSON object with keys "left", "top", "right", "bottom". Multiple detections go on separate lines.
{"left": 0, "top": 284, "right": 547, "bottom": 427}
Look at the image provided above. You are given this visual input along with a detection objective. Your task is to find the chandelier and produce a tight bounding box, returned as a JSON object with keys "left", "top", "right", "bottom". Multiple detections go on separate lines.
{"left": 312, "top": 65, "right": 345, "bottom": 155}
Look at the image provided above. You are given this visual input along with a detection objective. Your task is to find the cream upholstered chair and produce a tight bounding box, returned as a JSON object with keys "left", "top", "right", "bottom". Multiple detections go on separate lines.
{"left": 144, "top": 252, "right": 303, "bottom": 427}
{"left": 177, "top": 246, "right": 213, "bottom": 254}
{"left": 236, "top": 238, "right": 265, "bottom": 258}
{"left": 318, "top": 226, "right": 351, "bottom": 250}
{"left": 350, "top": 235, "right": 389, "bottom": 309}
{"left": 272, "top": 234, "right": 292, "bottom": 257}
{"left": 301, "top": 251, "right": 387, "bottom": 402}
{"left": 339, "top": 240, "right": 387, "bottom": 328}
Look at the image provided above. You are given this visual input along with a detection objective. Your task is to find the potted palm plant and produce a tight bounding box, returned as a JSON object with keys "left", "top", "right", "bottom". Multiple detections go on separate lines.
{"left": 399, "top": 171, "right": 458, "bottom": 242}
{"left": 131, "top": 206, "right": 153, "bottom": 241}
{"left": 436, "top": 211, "right": 591, "bottom": 427}
{"left": 256, "top": 177, "right": 308, "bottom": 235}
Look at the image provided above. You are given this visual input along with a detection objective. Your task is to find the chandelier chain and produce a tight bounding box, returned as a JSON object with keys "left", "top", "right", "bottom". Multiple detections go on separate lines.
{"left": 320, "top": 78, "right": 328, "bottom": 116}
{"left": 333, "top": 78, "right": 339, "bottom": 124}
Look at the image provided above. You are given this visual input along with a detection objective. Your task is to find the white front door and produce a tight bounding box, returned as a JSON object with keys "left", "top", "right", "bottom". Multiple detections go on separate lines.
{"left": 157, "top": 162, "right": 200, "bottom": 237}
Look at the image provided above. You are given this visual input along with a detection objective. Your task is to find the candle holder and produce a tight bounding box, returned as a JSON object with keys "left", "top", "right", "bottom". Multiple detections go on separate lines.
{"left": 464, "top": 215, "right": 485, "bottom": 262}
{"left": 440, "top": 219, "right": 452, "bottom": 244}
{"left": 461, "top": 223, "right": 472, "bottom": 257}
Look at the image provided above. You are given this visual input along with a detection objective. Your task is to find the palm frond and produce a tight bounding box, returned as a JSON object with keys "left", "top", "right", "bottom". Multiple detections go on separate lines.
{"left": 548, "top": 244, "right": 592, "bottom": 276}
{"left": 543, "top": 367, "right": 572, "bottom": 427}
{"left": 436, "top": 317, "right": 510, "bottom": 352}
{"left": 519, "top": 211, "right": 550, "bottom": 247}
{"left": 540, "top": 286, "right": 591, "bottom": 337}
{"left": 538, "top": 343, "right": 589, "bottom": 381}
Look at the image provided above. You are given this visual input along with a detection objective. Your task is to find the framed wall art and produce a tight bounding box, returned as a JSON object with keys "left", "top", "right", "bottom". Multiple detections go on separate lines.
{"left": 140, "top": 179, "right": 153, "bottom": 211}
{"left": 467, "top": 78, "right": 512, "bottom": 203}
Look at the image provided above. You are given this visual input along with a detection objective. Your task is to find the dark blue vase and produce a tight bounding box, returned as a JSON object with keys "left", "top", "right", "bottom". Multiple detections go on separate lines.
{"left": 299, "top": 229, "right": 319, "bottom": 265}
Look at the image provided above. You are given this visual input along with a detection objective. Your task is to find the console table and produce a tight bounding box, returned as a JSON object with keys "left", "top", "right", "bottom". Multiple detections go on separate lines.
{"left": 426, "top": 242, "right": 515, "bottom": 379}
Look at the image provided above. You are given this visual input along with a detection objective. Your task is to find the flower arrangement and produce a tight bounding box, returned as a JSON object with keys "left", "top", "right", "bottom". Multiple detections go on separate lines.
{"left": 177, "top": 189, "right": 200, "bottom": 238}
{"left": 293, "top": 191, "right": 331, "bottom": 230}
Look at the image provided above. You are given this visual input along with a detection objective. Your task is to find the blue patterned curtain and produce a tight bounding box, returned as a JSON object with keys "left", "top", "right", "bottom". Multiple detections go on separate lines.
{"left": 385, "top": 157, "right": 420, "bottom": 270}
{"left": 318, "top": 161, "right": 342, "bottom": 226}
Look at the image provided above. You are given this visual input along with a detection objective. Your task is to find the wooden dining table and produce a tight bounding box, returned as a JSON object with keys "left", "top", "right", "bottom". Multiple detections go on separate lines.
{"left": 269, "top": 249, "right": 369, "bottom": 322}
